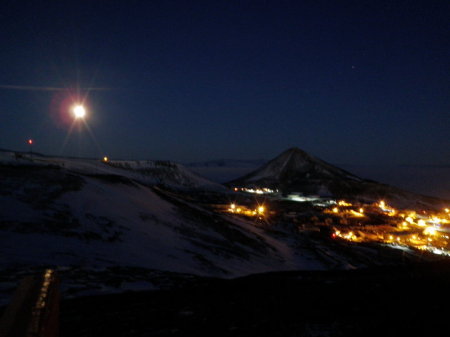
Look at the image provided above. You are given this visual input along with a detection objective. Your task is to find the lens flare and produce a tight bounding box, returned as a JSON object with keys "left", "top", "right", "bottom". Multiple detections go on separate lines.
{"left": 73, "top": 105, "right": 86, "bottom": 119}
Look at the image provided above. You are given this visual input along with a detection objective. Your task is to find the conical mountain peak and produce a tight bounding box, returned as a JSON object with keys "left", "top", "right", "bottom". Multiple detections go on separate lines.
{"left": 284, "top": 147, "right": 306, "bottom": 154}
{"left": 227, "top": 147, "right": 361, "bottom": 196}
{"left": 271, "top": 147, "right": 315, "bottom": 166}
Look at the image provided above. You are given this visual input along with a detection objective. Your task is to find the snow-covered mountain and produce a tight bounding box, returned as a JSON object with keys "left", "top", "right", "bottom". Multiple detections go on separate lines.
{"left": 227, "top": 147, "right": 448, "bottom": 209}
{"left": 227, "top": 147, "right": 361, "bottom": 195}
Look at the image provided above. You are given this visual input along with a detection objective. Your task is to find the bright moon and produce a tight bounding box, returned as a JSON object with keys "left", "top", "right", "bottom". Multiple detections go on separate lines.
{"left": 73, "top": 105, "right": 86, "bottom": 119}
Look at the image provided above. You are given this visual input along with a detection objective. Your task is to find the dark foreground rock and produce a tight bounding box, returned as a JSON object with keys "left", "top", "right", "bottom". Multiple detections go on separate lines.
{"left": 59, "top": 261, "right": 450, "bottom": 337}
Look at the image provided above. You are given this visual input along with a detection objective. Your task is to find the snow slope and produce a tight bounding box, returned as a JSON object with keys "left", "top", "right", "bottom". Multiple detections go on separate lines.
{"left": 2, "top": 150, "right": 441, "bottom": 303}
{"left": 0, "top": 163, "right": 281, "bottom": 275}
{"left": 0, "top": 154, "right": 342, "bottom": 302}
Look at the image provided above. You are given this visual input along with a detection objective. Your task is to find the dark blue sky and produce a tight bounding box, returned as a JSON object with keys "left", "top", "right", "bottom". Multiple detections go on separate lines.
{"left": 1, "top": 0, "right": 449, "bottom": 164}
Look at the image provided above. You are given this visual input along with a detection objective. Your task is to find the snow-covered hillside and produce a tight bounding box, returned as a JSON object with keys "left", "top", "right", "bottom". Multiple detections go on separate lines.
{"left": 0, "top": 166, "right": 283, "bottom": 275}
{"left": 1, "top": 149, "right": 445, "bottom": 304}
{"left": 0, "top": 151, "right": 342, "bottom": 302}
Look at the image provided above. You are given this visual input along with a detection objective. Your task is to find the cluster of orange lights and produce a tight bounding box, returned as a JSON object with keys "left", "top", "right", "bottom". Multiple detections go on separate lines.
{"left": 228, "top": 203, "right": 266, "bottom": 217}
{"left": 329, "top": 200, "right": 450, "bottom": 256}
{"left": 327, "top": 200, "right": 365, "bottom": 218}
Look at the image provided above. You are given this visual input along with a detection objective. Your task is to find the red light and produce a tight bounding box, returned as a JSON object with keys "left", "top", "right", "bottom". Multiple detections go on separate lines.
{"left": 331, "top": 233, "right": 336, "bottom": 239}
{"left": 28, "top": 139, "right": 33, "bottom": 145}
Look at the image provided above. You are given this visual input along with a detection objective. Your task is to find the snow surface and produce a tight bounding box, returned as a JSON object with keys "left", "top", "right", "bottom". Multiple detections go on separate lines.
{"left": 1, "top": 153, "right": 349, "bottom": 303}
{"left": 2, "top": 149, "right": 440, "bottom": 304}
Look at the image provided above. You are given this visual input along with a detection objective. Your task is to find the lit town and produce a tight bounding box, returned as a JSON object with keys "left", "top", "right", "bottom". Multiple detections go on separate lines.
{"left": 222, "top": 188, "right": 450, "bottom": 257}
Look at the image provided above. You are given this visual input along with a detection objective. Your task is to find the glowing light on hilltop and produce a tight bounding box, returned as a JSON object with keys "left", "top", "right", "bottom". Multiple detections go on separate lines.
{"left": 72, "top": 104, "right": 86, "bottom": 119}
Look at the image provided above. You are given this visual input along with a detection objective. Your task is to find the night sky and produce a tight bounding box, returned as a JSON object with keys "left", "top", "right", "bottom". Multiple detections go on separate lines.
{"left": 1, "top": 0, "right": 449, "bottom": 165}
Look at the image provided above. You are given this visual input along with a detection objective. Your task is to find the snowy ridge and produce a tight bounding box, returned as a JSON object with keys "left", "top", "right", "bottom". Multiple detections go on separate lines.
{"left": 0, "top": 150, "right": 224, "bottom": 191}
{"left": 106, "top": 160, "right": 225, "bottom": 191}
